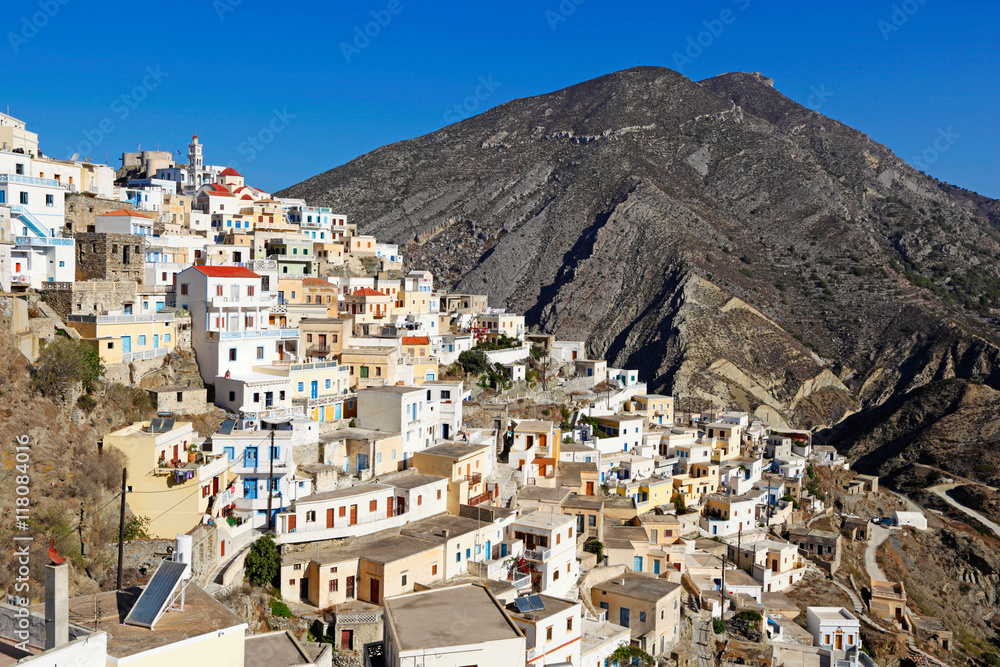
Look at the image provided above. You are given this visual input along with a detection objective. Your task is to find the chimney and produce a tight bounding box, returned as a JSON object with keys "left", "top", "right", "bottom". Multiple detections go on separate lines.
{"left": 44, "top": 563, "right": 68, "bottom": 650}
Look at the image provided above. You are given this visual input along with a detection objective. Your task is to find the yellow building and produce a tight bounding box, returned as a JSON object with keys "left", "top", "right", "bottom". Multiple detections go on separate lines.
{"left": 103, "top": 420, "right": 230, "bottom": 538}
{"left": 626, "top": 394, "right": 674, "bottom": 427}
{"left": 672, "top": 463, "right": 719, "bottom": 508}
{"left": 612, "top": 477, "right": 673, "bottom": 514}
{"left": 341, "top": 346, "right": 398, "bottom": 389}
{"left": 400, "top": 335, "right": 439, "bottom": 385}
{"left": 67, "top": 312, "right": 177, "bottom": 365}
{"left": 411, "top": 442, "right": 494, "bottom": 513}
{"left": 591, "top": 574, "right": 682, "bottom": 658}
{"left": 705, "top": 421, "right": 742, "bottom": 462}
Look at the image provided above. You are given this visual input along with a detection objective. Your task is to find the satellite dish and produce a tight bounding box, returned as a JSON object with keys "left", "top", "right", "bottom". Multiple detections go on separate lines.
{"left": 70, "top": 153, "right": 79, "bottom": 161}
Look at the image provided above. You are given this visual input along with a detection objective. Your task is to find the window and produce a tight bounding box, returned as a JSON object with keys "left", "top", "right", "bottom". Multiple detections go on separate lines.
{"left": 257, "top": 346, "right": 264, "bottom": 359}
{"left": 229, "top": 391, "right": 236, "bottom": 402}
{"left": 15, "top": 163, "right": 23, "bottom": 175}
{"left": 247, "top": 285, "right": 255, "bottom": 296}
{"left": 298, "top": 382, "right": 304, "bottom": 391}
{"left": 339, "top": 506, "right": 346, "bottom": 517}
{"left": 325, "top": 379, "right": 331, "bottom": 389}
{"left": 229, "top": 348, "right": 237, "bottom": 362}
{"left": 369, "top": 500, "right": 377, "bottom": 512}
{"left": 556, "top": 533, "right": 561, "bottom": 545}
{"left": 417, "top": 495, "right": 422, "bottom": 506}
{"left": 639, "top": 611, "right": 647, "bottom": 623}
{"left": 437, "top": 489, "right": 441, "bottom": 500}
{"left": 216, "top": 285, "right": 224, "bottom": 296}
{"left": 19, "top": 192, "right": 28, "bottom": 205}
{"left": 567, "top": 617, "right": 573, "bottom": 632}
{"left": 253, "top": 393, "right": 261, "bottom": 403}
{"left": 401, "top": 573, "right": 407, "bottom": 586}
{"left": 45, "top": 194, "right": 54, "bottom": 206}
{"left": 306, "top": 510, "right": 316, "bottom": 522}
{"left": 554, "top": 570, "right": 560, "bottom": 581}
{"left": 329, "top": 579, "right": 338, "bottom": 592}
{"left": 164, "top": 334, "right": 171, "bottom": 342}
{"left": 138, "top": 335, "right": 146, "bottom": 346}
{"left": 546, "top": 626, "right": 553, "bottom": 641}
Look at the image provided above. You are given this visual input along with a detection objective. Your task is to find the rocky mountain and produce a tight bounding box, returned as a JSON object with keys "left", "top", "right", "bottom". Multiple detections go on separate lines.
{"left": 279, "top": 66, "right": 1000, "bottom": 433}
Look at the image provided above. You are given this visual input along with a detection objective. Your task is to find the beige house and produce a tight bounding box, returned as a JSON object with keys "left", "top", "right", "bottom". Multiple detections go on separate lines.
{"left": 869, "top": 580, "right": 906, "bottom": 622}
{"left": 67, "top": 312, "right": 177, "bottom": 364}
{"left": 411, "top": 442, "right": 495, "bottom": 513}
{"left": 591, "top": 573, "right": 682, "bottom": 659}
{"left": 341, "top": 346, "right": 398, "bottom": 389}
{"left": 103, "top": 420, "right": 230, "bottom": 538}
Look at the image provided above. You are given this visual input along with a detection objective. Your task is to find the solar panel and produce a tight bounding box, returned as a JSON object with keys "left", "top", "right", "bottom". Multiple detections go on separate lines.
{"left": 219, "top": 419, "right": 236, "bottom": 435}
{"left": 149, "top": 418, "right": 163, "bottom": 433}
{"left": 124, "top": 559, "right": 188, "bottom": 629}
{"left": 159, "top": 418, "right": 176, "bottom": 433}
{"left": 527, "top": 594, "right": 545, "bottom": 611}
{"left": 513, "top": 597, "right": 532, "bottom": 613}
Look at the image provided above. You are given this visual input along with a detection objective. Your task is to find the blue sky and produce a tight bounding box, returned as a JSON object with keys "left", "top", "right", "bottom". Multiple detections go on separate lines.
{"left": 6, "top": 0, "right": 999, "bottom": 197}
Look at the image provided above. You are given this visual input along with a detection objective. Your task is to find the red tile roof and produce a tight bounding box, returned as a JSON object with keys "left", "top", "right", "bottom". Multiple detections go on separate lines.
{"left": 352, "top": 287, "right": 384, "bottom": 297}
{"left": 302, "top": 277, "right": 335, "bottom": 287}
{"left": 219, "top": 167, "right": 242, "bottom": 177}
{"left": 240, "top": 194, "right": 253, "bottom": 200}
{"left": 97, "top": 208, "right": 154, "bottom": 219}
{"left": 207, "top": 191, "right": 234, "bottom": 197}
{"left": 208, "top": 184, "right": 229, "bottom": 192}
{"left": 402, "top": 336, "right": 429, "bottom": 345}
{"left": 194, "top": 266, "right": 260, "bottom": 278}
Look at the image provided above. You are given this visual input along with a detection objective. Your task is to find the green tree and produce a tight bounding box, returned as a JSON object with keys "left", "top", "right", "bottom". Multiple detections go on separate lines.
{"left": 611, "top": 645, "right": 654, "bottom": 666}
{"left": 712, "top": 618, "right": 727, "bottom": 634}
{"left": 31, "top": 337, "right": 105, "bottom": 398}
{"left": 245, "top": 535, "right": 281, "bottom": 586}
{"left": 122, "top": 515, "right": 151, "bottom": 541}
{"left": 458, "top": 350, "right": 489, "bottom": 375}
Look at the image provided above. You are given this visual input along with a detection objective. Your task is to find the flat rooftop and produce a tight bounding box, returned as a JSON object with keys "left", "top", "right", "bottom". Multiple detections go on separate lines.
{"left": 358, "top": 384, "right": 420, "bottom": 394}
{"left": 809, "top": 607, "right": 858, "bottom": 622}
{"left": 284, "top": 529, "right": 441, "bottom": 566}
{"left": 321, "top": 427, "right": 400, "bottom": 442}
{"left": 30, "top": 585, "right": 244, "bottom": 660}
{"left": 515, "top": 511, "right": 574, "bottom": 530}
{"left": 400, "top": 513, "right": 487, "bottom": 542}
{"left": 417, "top": 442, "right": 491, "bottom": 459}
{"left": 384, "top": 584, "right": 522, "bottom": 652}
{"left": 244, "top": 631, "right": 323, "bottom": 667}
{"left": 377, "top": 471, "right": 446, "bottom": 489}
{"left": 592, "top": 574, "right": 680, "bottom": 603}
{"left": 581, "top": 618, "right": 631, "bottom": 655}
{"left": 507, "top": 594, "right": 579, "bottom": 621}
{"left": 296, "top": 483, "right": 393, "bottom": 504}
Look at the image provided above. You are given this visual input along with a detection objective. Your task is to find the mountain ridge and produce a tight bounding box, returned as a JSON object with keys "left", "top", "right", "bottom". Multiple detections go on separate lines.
{"left": 278, "top": 65, "right": 1000, "bottom": 435}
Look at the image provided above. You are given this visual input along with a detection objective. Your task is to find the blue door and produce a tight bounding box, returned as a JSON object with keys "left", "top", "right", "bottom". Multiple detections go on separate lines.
{"left": 244, "top": 478, "right": 258, "bottom": 499}
{"left": 334, "top": 403, "right": 342, "bottom": 420}
{"left": 245, "top": 446, "right": 258, "bottom": 467}
{"left": 485, "top": 540, "right": 492, "bottom": 560}
{"left": 153, "top": 334, "right": 159, "bottom": 349}
{"left": 357, "top": 453, "right": 368, "bottom": 471}
{"left": 634, "top": 556, "right": 643, "bottom": 572}
{"left": 121, "top": 336, "right": 131, "bottom": 353}
{"left": 653, "top": 559, "right": 661, "bottom": 574}
{"left": 224, "top": 447, "right": 234, "bottom": 461}
{"left": 620, "top": 607, "right": 630, "bottom": 627}
{"left": 311, "top": 381, "right": 318, "bottom": 399}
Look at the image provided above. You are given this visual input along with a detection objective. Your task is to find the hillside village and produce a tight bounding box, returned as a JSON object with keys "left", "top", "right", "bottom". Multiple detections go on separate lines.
{"left": 0, "top": 114, "right": 978, "bottom": 667}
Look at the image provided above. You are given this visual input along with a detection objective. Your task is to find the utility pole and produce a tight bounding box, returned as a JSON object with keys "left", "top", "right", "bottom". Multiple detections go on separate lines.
{"left": 117, "top": 468, "right": 127, "bottom": 591}
{"left": 720, "top": 539, "right": 727, "bottom": 616}
{"left": 266, "top": 429, "right": 275, "bottom": 531}
{"left": 78, "top": 503, "right": 85, "bottom": 555}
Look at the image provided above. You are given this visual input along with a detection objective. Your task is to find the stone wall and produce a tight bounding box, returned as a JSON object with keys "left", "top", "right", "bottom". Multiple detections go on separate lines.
{"left": 74, "top": 232, "right": 145, "bottom": 282}
{"left": 118, "top": 523, "right": 219, "bottom": 583}
{"left": 149, "top": 386, "right": 209, "bottom": 414}
{"left": 43, "top": 280, "right": 138, "bottom": 319}
{"left": 120, "top": 538, "right": 175, "bottom": 575}
{"left": 65, "top": 194, "right": 137, "bottom": 235}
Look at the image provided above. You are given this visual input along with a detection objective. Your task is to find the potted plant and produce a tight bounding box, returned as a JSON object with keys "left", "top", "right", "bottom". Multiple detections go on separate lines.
{"left": 157, "top": 453, "right": 166, "bottom": 468}
{"left": 187, "top": 443, "right": 198, "bottom": 463}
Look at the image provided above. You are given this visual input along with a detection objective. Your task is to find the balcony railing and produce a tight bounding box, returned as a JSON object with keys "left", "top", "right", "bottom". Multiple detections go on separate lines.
{"left": 123, "top": 347, "right": 169, "bottom": 363}
{"left": 0, "top": 173, "right": 61, "bottom": 188}
{"left": 14, "top": 235, "right": 73, "bottom": 247}
{"left": 465, "top": 472, "right": 482, "bottom": 485}
{"left": 509, "top": 573, "right": 531, "bottom": 590}
{"left": 523, "top": 547, "right": 552, "bottom": 562}
{"left": 468, "top": 490, "right": 491, "bottom": 506}
{"left": 308, "top": 345, "right": 332, "bottom": 356}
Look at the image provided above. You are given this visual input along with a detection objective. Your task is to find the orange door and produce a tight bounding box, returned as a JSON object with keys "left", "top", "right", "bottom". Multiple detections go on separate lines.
{"left": 327, "top": 508, "right": 334, "bottom": 528}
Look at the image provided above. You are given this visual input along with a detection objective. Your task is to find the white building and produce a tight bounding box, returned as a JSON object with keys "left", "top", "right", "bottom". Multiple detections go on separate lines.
{"left": 176, "top": 265, "right": 299, "bottom": 387}
{"left": 95, "top": 208, "right": 154, "bottom": 236}
{"left": 511, "top": 511, "right": 579, "bottom": 599}
{"left": 356, "top": 385, "right": 441, "bottom": 467}
{"left": 891, "top": 511, "right": 927, "bottom": 531}
{"left": 507, "top": 595, "right": 582, "bottom": 667}
{"left": 381, "top": 584, "right": 526, "bottom": 667}
{"left": 806, "top": 607, "right": 861, "bottom": 652}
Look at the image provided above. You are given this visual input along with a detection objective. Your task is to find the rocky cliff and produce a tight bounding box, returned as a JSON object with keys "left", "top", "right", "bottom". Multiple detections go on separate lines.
{"left": 279, "top": 66, "right": 1000, "bottom": 431}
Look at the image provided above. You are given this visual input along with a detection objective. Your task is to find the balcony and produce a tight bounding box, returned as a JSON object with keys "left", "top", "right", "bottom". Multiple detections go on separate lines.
{"left": 465, "top": 472, "right": 483, "bottom": 485}
{"left": 155, "top": 452, "right": 228, "bottom": 483}
{"left": 122, "top": 347, "right": 169, "bottom": 363}
{"left": 209, "top": 294, "right": 273, "bottom": 308}
{"left": 468, "top": 489, "right": 491, "bottom": 506}
{"left": 0, "top": 173, "right": 61, "bottom": 188}
{"left": 14, "top": 235, "right": 73, "bottom": 247}
{"left": 308, "top": 345, "right": 332, "bottom": 356}
{"left": 523, "top": 547, "right": 552, "bottom": 562}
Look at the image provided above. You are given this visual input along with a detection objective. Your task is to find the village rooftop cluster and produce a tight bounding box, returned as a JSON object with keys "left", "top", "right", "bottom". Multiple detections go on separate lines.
{"left": 0, "top": 115, "right": 951, "bottom": 667}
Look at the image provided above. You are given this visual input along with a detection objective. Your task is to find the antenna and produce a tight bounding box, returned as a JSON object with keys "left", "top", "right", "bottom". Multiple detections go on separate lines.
{"left": 70, "top": 153, "right": 79, "bottom": 162}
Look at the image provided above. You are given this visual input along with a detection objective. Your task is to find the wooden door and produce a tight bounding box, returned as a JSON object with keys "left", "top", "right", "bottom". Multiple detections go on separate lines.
{"left": 387, "top": 497, "right": 394, "bottom": 518}
{"left": 350, "top": 504, "right": 358, "bottom": 525}
{"left": 327, "top": 508, "right": 334, "bottom": 528}
{"left": 586, "top": 482, "right": 594, "bottom": 495}
{"left": 346, "top": 576, "right": 355, "bottom": 598}
{"left": 340, "top": 630, "right": 352, "bottom": 651}
{"left": 288, "top": 515, "right": 296, "bottom": 532}
{"left": 371, "top": 579, "right": 380, "bottom": 604}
